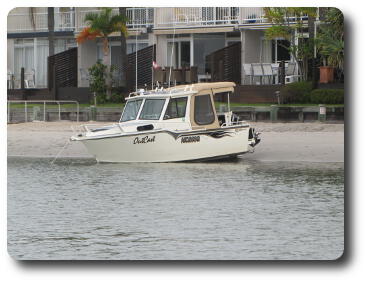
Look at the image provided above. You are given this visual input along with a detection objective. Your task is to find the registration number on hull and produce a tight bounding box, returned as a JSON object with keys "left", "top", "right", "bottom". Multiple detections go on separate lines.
{"left": 181, "top": 136, "right": 200, "bottom": 143}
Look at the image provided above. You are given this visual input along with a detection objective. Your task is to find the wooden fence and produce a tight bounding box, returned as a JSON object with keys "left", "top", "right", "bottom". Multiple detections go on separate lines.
{"left": 206, "top": 42, "right": 241, "bottom": 84}
{"left": 126, "top": 44, "right": 156, "bottom": 91}
{"left": 47, "top": 47, "right": 78, "bottom": 90}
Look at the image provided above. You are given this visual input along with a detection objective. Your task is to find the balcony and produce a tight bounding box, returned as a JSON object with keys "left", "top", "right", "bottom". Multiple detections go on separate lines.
{"left": 7, "top": 10, "right": 75, "bottom": 33}
{"left": 154, "top": 7, "right": 266, "bottom": 29}
{"left": 7, "top": 8, "right": 154, "bottom": 34}
{"left": 76, "top": 8, "right": 154, "bottom": 31}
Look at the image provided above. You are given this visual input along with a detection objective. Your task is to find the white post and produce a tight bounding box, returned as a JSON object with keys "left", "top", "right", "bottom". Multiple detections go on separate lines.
{"left": 135, "top": 28, "right": 138, "bottom": 92}
{"left": 227, "top": 92, "right": 230, "bottom": 112}
{"left": 7, "top": 101, "right": 10, "bottom": 123}
{"left": 58, "top": 102, "right": 61, "bottom": 121}
{"left": 34, "top": 38, "right": 37, "bottom": 87}
{"left": 43, "top": 101, "right": 46, "bottom": 121}
{"left": 190, "top": 33, "right": 194, "bottom": 67}
{"left": 25, "top": 101, "right": 27, "bottom": 122}
{"left": 76, "top": 102, "right": 79, "bottom": 122}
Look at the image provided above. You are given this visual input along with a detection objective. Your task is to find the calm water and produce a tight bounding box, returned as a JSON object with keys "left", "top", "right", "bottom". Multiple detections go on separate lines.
{"left": 8, "top": 157, "right": 344, "bottom": 260}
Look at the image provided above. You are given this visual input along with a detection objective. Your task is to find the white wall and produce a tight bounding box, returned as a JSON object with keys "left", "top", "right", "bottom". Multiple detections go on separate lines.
{"left": 155, "top": 34, "right": 168, "bottom": 67}
{"left": 7, "top": 39, "right": 14, "bottom": 72}
{"left": 241, "top": 29, "right": 264, "bottom": 84}
{"left": 78, "top": 40, "right": 97, "bottom": 87}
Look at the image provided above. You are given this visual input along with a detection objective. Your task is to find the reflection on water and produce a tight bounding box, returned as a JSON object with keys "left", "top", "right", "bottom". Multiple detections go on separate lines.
{"left": 7, "top": 157, "right": 344, "bottom": 260}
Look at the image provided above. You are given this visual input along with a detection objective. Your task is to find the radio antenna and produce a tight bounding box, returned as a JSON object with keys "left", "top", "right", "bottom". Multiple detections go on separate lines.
{"left": 168, "top": 12, "right": 176, "bottom": 88}
{"left": 135, "top": 15, "right": 138, "bottom": 92}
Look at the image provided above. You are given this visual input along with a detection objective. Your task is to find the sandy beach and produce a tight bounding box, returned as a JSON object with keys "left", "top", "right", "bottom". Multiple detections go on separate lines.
{"left": 7, "top": 121, "right": 344, "bottom": 162}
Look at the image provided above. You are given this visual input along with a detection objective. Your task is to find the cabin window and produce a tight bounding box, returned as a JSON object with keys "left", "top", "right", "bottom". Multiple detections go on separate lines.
{"left": 139, "top": 99, "right": 166, "bottom": 120}
{"left": 163, "top": 97, "right": 188, "bottom": 120}
{"left": 121, "top": 99, "right": 143, "bottom": 122}
{"left": 194, "top": 94, "right": 215, "bottom": 125}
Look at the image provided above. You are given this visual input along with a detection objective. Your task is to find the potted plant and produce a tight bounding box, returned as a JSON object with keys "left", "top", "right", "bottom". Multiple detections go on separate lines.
{"left": 247, "top": 14, "right": 257, "bottom": 23}
{"left": 319, "top": 62, "right": 334, "bottom": 84}
{"left": 316, "top": 8, "right": 344, "bottom": 83}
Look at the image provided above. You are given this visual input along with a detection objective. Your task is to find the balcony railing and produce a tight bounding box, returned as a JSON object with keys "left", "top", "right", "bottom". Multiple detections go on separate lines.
{"left": 154, "top": 7, "right": 266, "bottom": 28}
{"left": 76, "top": 8, "right": 154, "bottom": 31}
{"left": 7, "top": 11, "right": 75, "bottom": 33}
{"left": 7, "top": 8, "right": 154, "bottom": 34}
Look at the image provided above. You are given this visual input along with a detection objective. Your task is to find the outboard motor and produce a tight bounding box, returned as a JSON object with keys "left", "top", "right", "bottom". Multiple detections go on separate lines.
{"left": 248, "top": 128, "right": 261, "bottom": 147}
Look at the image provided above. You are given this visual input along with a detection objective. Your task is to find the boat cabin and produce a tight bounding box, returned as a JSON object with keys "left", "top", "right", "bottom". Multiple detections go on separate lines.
{"left": 120, "top": 82, "right": 236, "bottom": 131}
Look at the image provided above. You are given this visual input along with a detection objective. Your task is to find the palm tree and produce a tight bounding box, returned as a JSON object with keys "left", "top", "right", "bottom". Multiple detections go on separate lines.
{"left": 77, "top": 7, "right": 128, "bottom": 98}
{"left": 77, "top": 8, "right": 128, "bottom": 66}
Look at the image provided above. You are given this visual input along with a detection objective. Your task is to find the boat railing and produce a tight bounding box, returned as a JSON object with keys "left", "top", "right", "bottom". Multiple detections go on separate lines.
{"left": 221, "top": 120, "right": 248, "bottom": 127}
{"left": 71, "top": 123, "right": 123, "bottom": 135}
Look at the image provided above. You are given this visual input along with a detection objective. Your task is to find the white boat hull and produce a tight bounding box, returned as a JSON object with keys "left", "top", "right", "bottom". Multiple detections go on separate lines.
{"left": 78, "top": 127, "right": 250, "bottom": 163}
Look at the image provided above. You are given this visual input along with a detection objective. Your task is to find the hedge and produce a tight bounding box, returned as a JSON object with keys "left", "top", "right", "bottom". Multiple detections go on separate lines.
{"left": 280, "top": 81, "right": 313, "bottom": 103}
{"left": 309, "top": 89, "right": 344, "bottom": 104}
{"left": 280, "top": 82, "right": 344, "bottom": 104}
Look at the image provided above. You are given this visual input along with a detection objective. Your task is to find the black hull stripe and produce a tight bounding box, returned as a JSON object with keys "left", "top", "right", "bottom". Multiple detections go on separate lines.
{"left": 79, "top": 125, "right": 249, "bottom": 141}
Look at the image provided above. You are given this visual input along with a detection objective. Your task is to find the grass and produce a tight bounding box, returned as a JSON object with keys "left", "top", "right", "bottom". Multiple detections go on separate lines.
{"left": 215, "top": 102, "right": 344, "bottom": 107}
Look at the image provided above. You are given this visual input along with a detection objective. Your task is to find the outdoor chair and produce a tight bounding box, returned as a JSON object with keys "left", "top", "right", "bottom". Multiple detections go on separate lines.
{"left": 172, "top": 69, "right": 183, "bottom": 85}
{"left": 7, "top": 70, "right": 14, "bottom": 89}
{"left": 24, "top": 69, "right": 35, "bottom": 88}
{"left": 164, "top": 66, "right": 174, "bottom": 85}
{"left": 111, "top": 69, "right": 122, "bottom": 87}
{"left": 153, "top": 67, "right": 165, "bottom": 86}
{"left": 243, "top": 64, "right": 253, "bottom": 84}
{"left": 285, "top": 62, "right": 301, "bottom": 84}
{"left": 251, "top": 63, "right": 264, "bottom": 85}
{"left": 79, "top": 68, "right": 90, "bottom": 84}
{"left": 190, "top": 66, "right": 198, "bottom": 83}
{"left": 271, "top": 63, "right": 280, "bottom": 84}
{"left": 262, "top": 63, "right": 275, "bottom": 84}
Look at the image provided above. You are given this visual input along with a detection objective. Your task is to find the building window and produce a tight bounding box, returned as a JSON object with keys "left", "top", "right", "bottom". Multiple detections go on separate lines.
{"left": 272, "top": 39, "right": 291, "bottom": 62}
{"left": 194, "top": 33, "right": 225, "bottom": 74}
{"left": 13, "top": 38, "right": 74, "bottom": 88}
{"left": 194, "top": 94, "right": 215, "bottom": 125}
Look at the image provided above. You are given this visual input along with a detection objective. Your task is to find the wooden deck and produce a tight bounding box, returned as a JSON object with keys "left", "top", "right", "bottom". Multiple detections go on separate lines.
{"left": 232, "top": 85, "right": 282, "bottom": 104}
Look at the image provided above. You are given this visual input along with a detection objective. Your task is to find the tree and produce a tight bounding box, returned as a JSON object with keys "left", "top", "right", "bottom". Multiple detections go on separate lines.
{"left": 308, "top": 10, "right": 317, "bottom": 88}
{"left": 77, "top": 8, "right": 128, "bottom": 98}
{"left": 77, "top": 8, "right": 128, "bottom": 65}
{"left": 316, "top": 8, "right": 344, "bottom": 81}
{"left": 264, "top": 7, "right": 317, "bottom": 81}
{"left": 119, "top": 7, "right": 128, "bottom": 88}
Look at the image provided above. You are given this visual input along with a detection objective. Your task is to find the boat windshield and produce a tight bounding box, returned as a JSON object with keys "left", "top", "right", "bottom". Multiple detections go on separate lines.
{"left": 139, "top": 99, "right": 166, "bottom": 120}
{"left": 121, "top": 99, "right": 143, "bottom": 122}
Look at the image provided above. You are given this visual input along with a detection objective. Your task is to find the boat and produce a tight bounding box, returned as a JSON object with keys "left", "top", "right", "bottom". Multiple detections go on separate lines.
{"left": 70, "top": 82, "right": 260, "bottom": 163}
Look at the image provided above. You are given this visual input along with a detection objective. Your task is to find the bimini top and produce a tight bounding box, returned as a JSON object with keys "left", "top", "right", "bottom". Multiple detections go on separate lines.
{"left": 167, "top": 82, "right": 236, "bottom": 94}
{"left": 127, "top": 82, "right": 236, "bottom": 100}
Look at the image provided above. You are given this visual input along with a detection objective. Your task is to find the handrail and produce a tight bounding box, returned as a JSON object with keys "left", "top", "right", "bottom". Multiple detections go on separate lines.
{"left": 7, "top": 100, "right": 79, "bottom": 123}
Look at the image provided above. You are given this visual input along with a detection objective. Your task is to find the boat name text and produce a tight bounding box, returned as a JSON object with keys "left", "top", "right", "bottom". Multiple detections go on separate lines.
{"left": 133, "top": 135, "right": 156, "bottom": 144}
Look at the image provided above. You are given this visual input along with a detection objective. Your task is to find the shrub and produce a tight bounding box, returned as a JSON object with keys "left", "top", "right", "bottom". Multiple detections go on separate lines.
{"left": 309, "top": 89, "right": 344, "bottom": 104}
{"left": 89, "top": 61, "right": 107, "bottom": 104}
{"left": 109, "top": 92, "right": 124, "bottom": 103}
{"left": 280, "top": 81, "right": 313, "bottom": 103}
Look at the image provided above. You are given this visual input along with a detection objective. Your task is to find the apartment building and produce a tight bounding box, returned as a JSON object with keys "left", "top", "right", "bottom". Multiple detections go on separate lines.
{"left": 7, "top": 7, "right": 299, "bottom": 88}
